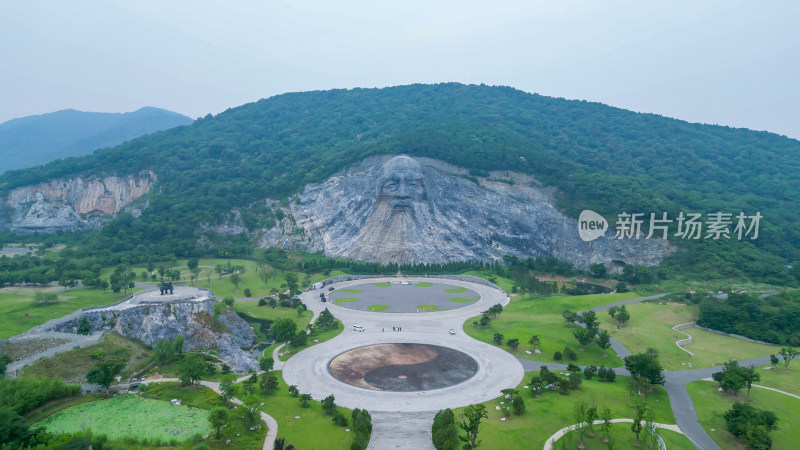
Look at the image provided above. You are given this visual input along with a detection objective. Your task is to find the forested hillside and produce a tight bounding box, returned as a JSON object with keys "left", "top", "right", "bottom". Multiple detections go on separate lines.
{"left": 1, "top": 84, "right": 798, "bottom": 283}
{"left": 0, "top": 107, "right": 192, "bottom": 173}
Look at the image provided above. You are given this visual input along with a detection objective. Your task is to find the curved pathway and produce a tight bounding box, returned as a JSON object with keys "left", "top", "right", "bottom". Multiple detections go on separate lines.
{"left": 543, "top": 418, "right": 681, "bottom": 449}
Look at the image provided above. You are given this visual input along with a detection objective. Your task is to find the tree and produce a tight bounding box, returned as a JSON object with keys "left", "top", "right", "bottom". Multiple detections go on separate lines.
{"left": 631, "top": 401, "right": 645, "bottom": 444}
{"left": 230, "top": 272, "right": 242, "bottom": 291}
{"left": 288, "top": 385, "right": 299, "bottom": 397}
{"left": 459, "top": 404, "right": 487, "bottom": 450}
{"left": 259, "top": 356, "right": 274, "bottom": 372}
{"left": 174, "top": 334, "right": 185, "bottom": 354}
{"left": 269, "top": 318, "right": 298, "bottom": 345}
{"left": 178, "top": 354, "right": 206, "bottom": 385}
{"left": 572, "top": 327, "right": 594, "bottom": 348}
{"left": 596, "top": 329, "right": 611, "bottom": 352}
{"left": 154, "top": 339, "right": 175, "bottom": 366}
{"left": 493, "top": 333, "right": 504, "bottom": 345}
{"left": 219, "top": 373, "right": 238, "bottom": 403}
{"left": 506, "top": 338, "right": 519, "bottom": 351}
{"left": 284, "top": 272, "right": 299, "bottom": 294}
{"left": 33, "top": 291, "right": 58, "bottom": 304}
{"left": 578, "top": 310, "right": 599, "bottom": 330}
{"left": 187, "top": 258, "right": 201, "bottom": 286}
{"left": 589, "top": 263, "right": 607, "bottom": 278}
{"left": 770, "top": 354, "right": 779, "bottom": 368}
{"left": 779, "top": 347, "right": 797, "bottom": 369}
{"left": 260, "top": 373, "right": 279, "bottom": 393}
{"left": 86, "top": 348, "right": 129, "bottom": 391}
{"left": 298, "top": 393, "right": 312, "bottom": 407}
{"left": 562, "top": 309, "right": 578, "bottom": 325}
{"left": 601, "top": 406, "right": 613, "bottom": 443}
{"left": 624, "top": 352, "right": 665, "bottom": 390}
{"left": 76, "top": 316, "right": 92, "bottom": 335}
{"left": 573, "top": 400, "right": 587, "bottom": 446}
{"left": 512, "top": 395, "right": 525, "bottom": 416}
{"left": 208, "top": 407, "right": 228, "bottom": 439}
{"left": 0, "top": 354, "right": 11, "bottom": 377}
{"left": 615, "top": 305, "right": 630, "bottom": 325}
{"left": 585, "top": 403, "right": 598, "bottom": 437}
{"left": 724, "top": 402, "right": 778, "bottom": 448}
{"left": 528, "top": 335, "right": 541, "bottom": 351}
{"left": 243, "top": 393, "right": 261, "bottom": 427}
{"left": 0, "top": 406, "right": 31, "bottom": 447}
{"left": 321, "top": 394, "right": 337, "bottom": 415}
{"left": 432, "top": 409, "right": 459, "bottom": 450}
{"left": 712, "top": 360, "right": 758, "bottom": 395}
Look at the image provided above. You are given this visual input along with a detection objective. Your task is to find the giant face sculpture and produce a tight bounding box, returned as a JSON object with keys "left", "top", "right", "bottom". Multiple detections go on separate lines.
{"left": 378, "top": 156, "right": 426, "bottom": 211}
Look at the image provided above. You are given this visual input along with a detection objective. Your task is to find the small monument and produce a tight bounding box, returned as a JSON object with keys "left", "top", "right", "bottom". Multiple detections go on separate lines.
{"left": 159, "top": 281, "right": 174, "bottom": 295}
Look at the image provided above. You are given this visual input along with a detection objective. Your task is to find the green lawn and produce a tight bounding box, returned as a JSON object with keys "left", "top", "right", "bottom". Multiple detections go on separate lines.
{"left": 142, "top": 382, "right": 266, "bottom": 449}
{"left": 465, "top": 293, "right": 643, "bottom": 367}
{"left": 22, "top": 332, "right": 153, "bottom": 383}
{"left": 234, "top": 301, "right": 314, "bottom": 331}
{"left": 0, "top": 287, "right": 136, "bottom": 339}
{"left": 557, "top": 422, "right": 694, "bottom": 449}
{"left": 461, "top": 270, "right": 516, "bottom": 292}
{"left": 445, "top": 287, "right": 468, "bottom": 293}
{"left": 753, "top": 365, "right": 800, "bottom": 396}
{"left": 415, "top": 282, "right": 434, "bottom": 287}
{"left": 334, "top": 297, "right": 360, "bottom": 305}
{"left": 455, "top": 371, "right": 674, "bottom": 449}
{"left": 337, "top": 288, "right": 363, "bottom": 293}
{"left": 277, "top": 319, "right": 344, "bottom": 361}
{"left": 36, "top": 394, "right": 211, "bottom": 442}
{"left": 448, "top": 297, "right": 479, "bottom": 303}
{"left": 417, "top": 304, "right": 440, "bottom": 311}
{"left": 250, "top": 371, "right": 357, "bottom": 450}
{"left": 688, "top": 380, "right": 800, "bottom": 449}
{"left": 374, "top": 282, "right": 392, "bottom": 287}
{"left": 368, "top": 304, "right": 390, "bottom": 312}
{"left": 606, "top": 301, "right": 778, "bottom": 370}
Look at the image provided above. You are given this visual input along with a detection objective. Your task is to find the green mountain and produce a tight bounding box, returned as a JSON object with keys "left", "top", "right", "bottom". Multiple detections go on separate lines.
{"left": 0, "top": 107, "right": 193, "bottom": 173}
{"left": 1, "top": 83, "right": 797, "bottom": 283}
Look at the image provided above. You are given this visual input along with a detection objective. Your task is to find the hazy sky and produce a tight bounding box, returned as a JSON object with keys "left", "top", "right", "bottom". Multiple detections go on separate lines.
{"left": 2, "top": 1, "right": 799, "bottom": 139}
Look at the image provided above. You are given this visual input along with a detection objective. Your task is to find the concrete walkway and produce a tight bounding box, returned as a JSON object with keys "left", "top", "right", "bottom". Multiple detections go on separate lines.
{"left": 543, "top": 418, "right": 682, "bottom": 449}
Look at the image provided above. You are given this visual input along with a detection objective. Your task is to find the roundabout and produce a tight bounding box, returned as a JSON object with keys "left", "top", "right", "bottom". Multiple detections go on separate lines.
{"left": 283, "top": 277, "right": 525, "bottom": 413}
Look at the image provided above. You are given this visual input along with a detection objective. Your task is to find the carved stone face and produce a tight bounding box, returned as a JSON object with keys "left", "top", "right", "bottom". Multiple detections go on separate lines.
{"left": 378, "top": 156, "right": 426, "bottom": 210}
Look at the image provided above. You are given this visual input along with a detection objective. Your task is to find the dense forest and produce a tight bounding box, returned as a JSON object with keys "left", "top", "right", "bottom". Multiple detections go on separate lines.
{"left": 698, "top": 291, "right": 800, "bottom": 345}
{"left": 1, "top": 83, "right": 798, "bottom": 283}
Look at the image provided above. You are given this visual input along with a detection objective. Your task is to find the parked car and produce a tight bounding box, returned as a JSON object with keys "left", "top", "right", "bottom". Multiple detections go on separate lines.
{"left": 328, "top": 287, "right": 335, "bottom": 291}
{"left": 353, "top": 325, "right": 364, "bottom": 332}
{"left": 449, "top": 328, "right": 456, "bottom": 335}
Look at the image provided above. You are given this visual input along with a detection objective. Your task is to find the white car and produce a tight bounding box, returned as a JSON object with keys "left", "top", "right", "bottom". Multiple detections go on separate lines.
{"left": 449, "top": 328, "right": 456, "bottom": 335}
{"left": 353, "top": 325, "right": 365, "bottom": 332}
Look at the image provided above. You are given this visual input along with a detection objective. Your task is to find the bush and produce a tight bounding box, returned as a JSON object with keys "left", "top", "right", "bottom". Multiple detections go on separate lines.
{"left": 333, "top": 412, "right": 349, "bottom": 426}
{"left": 553, "top": 351, "right": 563, "bottom": 361}
{"left": 432, "top": 408, "right": 458, "bottom": 450}
{"left": 583, "top": 365, "right": 597, "bottom": 380}
{"left": 597, "top": 366, "right": 616, "bottom": 382}
{"left": 244, "top": 288, "right": 252, "bottom": 297}
{"left": 351, "top": 408, "right": 372, "bottom": 449}
{"left": 567, "top": 364, "right": 580, "bottom": 372}
{"left": 223, "top": 297, "right": 235, "bottom": 307}
{"left": 258, "top": 298, "right": 267, "bottom": 306}
{"left": 563, "top": 346, "right": 577, "bottom": 361}
{"left": 512, "top": 395, "right": 525, "bottom": 415}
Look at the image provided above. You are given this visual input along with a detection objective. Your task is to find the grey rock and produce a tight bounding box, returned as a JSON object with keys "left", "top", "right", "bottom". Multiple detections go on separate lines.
{"left": 257, "top": 155, "right": 669, "bottom": 270}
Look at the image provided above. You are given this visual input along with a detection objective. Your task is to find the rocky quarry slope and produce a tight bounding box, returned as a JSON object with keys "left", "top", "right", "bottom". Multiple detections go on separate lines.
{"left": 258, "top": 155, "right": 670, "bottom": 271}
{"left": 0, "top": 171, "right": 154, "bottom": 232}
{"left": 25, "top": 287, "right": 259, "bottom": 373}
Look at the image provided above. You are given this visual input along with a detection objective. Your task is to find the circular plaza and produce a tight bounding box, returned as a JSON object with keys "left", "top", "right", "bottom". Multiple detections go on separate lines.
{"left": 282, "top": 277, "right": 525, "bottom": 412}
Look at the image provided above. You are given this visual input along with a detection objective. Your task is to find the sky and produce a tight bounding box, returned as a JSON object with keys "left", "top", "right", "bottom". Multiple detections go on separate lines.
{"left": 1, "top": 1, "right": 799, "bottom": 139}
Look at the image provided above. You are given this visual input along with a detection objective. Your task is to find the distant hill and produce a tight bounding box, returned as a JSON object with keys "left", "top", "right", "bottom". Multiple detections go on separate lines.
{"left": 1, "top": 84, "right": 798, "bottom": 283}
{"left": 0, "top": 107, "right": 193, "bottom": 173}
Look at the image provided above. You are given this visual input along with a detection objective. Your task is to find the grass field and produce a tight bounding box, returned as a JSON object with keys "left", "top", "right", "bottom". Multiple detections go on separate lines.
{"left": 415, "top": 282, "right": 433, "bottom": 287}
{"left": 0, "top": 287, "right": 136, "bottom": 339}
{"left": 234, "top": 301, "right": 315, "bottom": 331}
{"left": 455, "top": 371, "right": 674, "bottom": 449}
{"left": 448, "top": 297, "right": 479, "bottom": 303}
{"left": 752, "top": 365, "right": 800, "bottom": 395}
{"left": 598, "top": 301, "right": 778, "bottom": 370}
{"left": 368, "top": 304, "right": 390, "bottom": 312}
{"left": 251, "top": 370, "right": 357, "bottom": 449}
{"left": 445, "top": 287, "right": 468, "bottom": 293}
{"left": 465, "top": 293, "right": 643, "bottom": 367}
{"left": 556, "top": 422, "right": 694, "bottom": 449}
{"left": 688, "top": 380, "right": 800, "bottom": 449}
{"left": 37, "top": 394, "right": 211, "bottom": 442}
{"left": 417, "top": 304, "right": 439, "bottom": 311}
{"left": 22, "top": 332, "right": 152, "bottom": 383}
{"left": 374, "top": 282, "right": 392, "bottom": 287}
{"left": 277, "top": 319, "right": 344, "bottom": 361}
{"left": 337, "top": 288, "right": 363, "bottom": 293}
{"left": 461, "top": 270, "right": 515, "bottom": 292}
{"left": 334, "top": 297, "right": 360, "bottom": 305}
{"left": 142, "top": 382, "right": 265, "bottom": 449}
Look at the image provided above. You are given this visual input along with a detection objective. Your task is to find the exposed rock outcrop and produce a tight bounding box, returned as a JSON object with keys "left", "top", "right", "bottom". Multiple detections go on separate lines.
{"left": 0, "top": 171, "right": 155, "bottom": 232}
{"left": 42, "top": 287, "right": 258, "bottom": 373}
{"left": 258, "top": 155, "right": 670, "bottom": 271}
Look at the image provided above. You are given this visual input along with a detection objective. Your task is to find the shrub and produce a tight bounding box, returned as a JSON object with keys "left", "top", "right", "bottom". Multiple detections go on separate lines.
{"left": 512, "top": 395, "right": 525, "bottom": 415}
{"left": 567, "top": 363, "right": 581, "bottom": 372}
{"left": 563, "top": 346, "right": 577, "bottom": 361}
{"left": 583, "top": 365, "right": 597, "bottom": 380}
{"left": 553, "top": 351, "right": 563, "bottom": 361}
{"left": 332, "top": 412, "right": 349, "bottom": 426}
{"left": 244, "top": 288, "right": 252, "bottom": 297}
{"left": 258, "top": 298, "right": 267, "bottom": 306}
{"left": 431, "top": 408, "right": 458, "bottom": 450}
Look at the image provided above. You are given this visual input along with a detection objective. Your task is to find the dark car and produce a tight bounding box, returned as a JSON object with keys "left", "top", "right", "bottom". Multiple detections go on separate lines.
{"left": 321, "top": 297, "right": 327, "bottom": 302}
{"left": 320, "top": 293, "right": 325, "bottom": 298}
{"left": 328, "top": 287, "right": 335, "bottom": 291}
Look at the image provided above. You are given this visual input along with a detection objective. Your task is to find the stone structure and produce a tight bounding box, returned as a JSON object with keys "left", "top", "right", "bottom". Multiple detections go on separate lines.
{"left": 259, "top": 155, "right": 669, "bottom": 271}
{"left": 0, "top": 171, "right": 154, "bottom": 232}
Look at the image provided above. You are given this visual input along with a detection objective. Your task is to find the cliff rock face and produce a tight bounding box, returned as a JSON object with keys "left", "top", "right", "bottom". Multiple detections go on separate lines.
{"left": 258, "top": 155, "right": 669, "bottom": 270}
{"left": 52, "top": 289, "right": 258, "bottom": 373}
{"left": 0, "top": 171, "right": 154, "bottom": 232}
